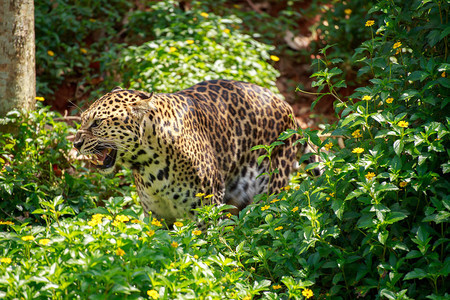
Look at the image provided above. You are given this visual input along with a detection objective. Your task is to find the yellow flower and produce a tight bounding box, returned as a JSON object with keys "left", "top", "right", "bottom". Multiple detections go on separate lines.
{"left": 193, "top": 229, "right": 202, "bottom": 236}
{"left": 39, "top": 239, "right": 50, "bottom": 246}
{"left": 326, "top": 197, "right": 331, "bottom": 201}
{"left": 386, "top": 97, "right": 394, "bottom": 104}
{"left": 171, "top": 241, "right": 179, "bottom": 248}
{"left": 274, "top": 226, "right": 283, "bottom": 231}
{"left": 223, "top": 28, "right": 230, "bottom": 34}
{"left": 89, "top": 18, "right": 96, "bottom": 22}
{"left": 131, "top": 219, "right": 141, "bottom": 223}
{"left": 151, "top": 219, "right": 163, "bottom": 227}
{"left": 398, "top": 121, "right": 409, "bottom": 128}
{"left": 399, "top": 181, "right": 407, "bottom": 188}
{"left": 271, "top": 199, "right": 280, "bottom": 203}
{"left": 365, "top": 20, "right": 375, "bottom": 27}
{"left": 194, "top": 255, "right": 199, "bottom": 259}
{"left": 261, "top": 205, "right": 270, "bottom": 211}
{"left": 330, "top": 192, "right": 335, "bottom": 197}
{"left": 362, "top": 95, "right": 372, "bottom": 101}
{"left": 204, "top": 194, "right": 214, "bottom": 199}
{"left": 146, "top": 230, "right": 155, "bottom": 237}
{"left": 302, "top": 288, "right": 314, "bottom": 299}
{"left": 147, "top": 289, "right": 159, "bottom": 299}
{"left": 324, "top": 142, "right": 333, "bottom": 151}
{"left": 393, "top": 41, "right": 402, "bottom": 49}
{"left": 47, "top": 50, "right": 55, "bottom": 56}
{"left": 291, "top": 206, "right": 299, "bottom": 212}
{"left": 174, "top": 221, "right": 183, "bottom": 227}
{"left": 80, "top": 48, "right": 87, "bottom": 54}
{"left": 186, "top": 39, "right": 194, "bottom": 44}
{"left": 21, "top": 235, "right": 34, "bottom": 241}
{"left": 352, "top": 147, "right": 364, "bottom": 154}
{"left": 35, "top": 96, "right": 45, "bottom": 102}
{"left": 116, "top": 215, "right": 130, "bottom": 223}
{"left": 442, "top": 72, "right": 446, "bottom": 78}
{"left": 1, "top": 257, "right": 12, "bottom": 264}
{"left": 273, "top": 284, "right": 282, "bottom": 289}
{"left": 195, "top": 193, "right": 205, "bottom": 197}
{"left": 168, "top": 46, "right": 177, "bottom": 53}
{"left": 344, "top": 9, "right": 352, "bottom": 15}
{"left": 88, "top": 219, "right": 101, "bottom": 227}
{"left": 116, "top": 248, "right": 125, "bottom": 256}
{"left": 226, "top": 213, "right": 233, "bottom": 218}
{"left": 270, "top": 55, "right": 280, "bottom": 62}
{"left": 352, "top": 129, "right": 363, "bottom": 139}
{"left": 242, "top": 296, "right": 251, "bottom": 300}
{"left": 200, "top": 12, "right": 209, "bottom": 18}
{"left": 365, "top": 172, "right": 376, "bottom": 180}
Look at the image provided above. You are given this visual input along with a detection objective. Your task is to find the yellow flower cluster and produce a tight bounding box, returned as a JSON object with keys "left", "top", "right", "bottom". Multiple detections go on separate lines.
{"left": 0, "top": 221, "right": 14, "bottom": 225}
{"left": 324, "top": 142, "right": 333, "bottom": 151}
{"left": 302, "top": 288, "right": 314, "bottom": 299}
{"left": 365, "top": 172, "right": 376, "bottom": 180}
{"left": 352, "top": 129, "right": 363, "bottom": 139}
{"left": 88, "top": 213, "right": 112, "bottom": 227}
{"left": 270, "top": 55, "right": 280, "bottom": 62}
{"left": 273, "top": 284, "right": 282, "bottom": 289}
{"left": 1, "top": 257, "right": 12, "bottom": 264}
{"left": 362, "top": 95, "right": 372, "bottom": 101}
{"left": 146, "top": 230, "right": 155, "bottom": 237}
{"left": 352, "top": 147, "right": 364, "bottom": 154}
{"left": 365, "top": 20, "right": 375, "bottom": 27}
{"left": 39, "top": 239, "right": 50, "bottom": 246}
{"left": 147, "top": 289, "right": 159, "bottom": 299}
{"left": 21, "top": 235, "right": 34, "bottom": 241}
{"left": 393, "top": 41, "right": 402, "bottom": 49}
{"left": 151, "top": 219, "right": 163, "bottom": 227}
{"left": 116, "top": 248, "right": 125, "bottom": 256}
{"left": 261, "top": 205, "right": 270, "bottom": 211}
{"left": 398, "top": 121, "right": 409, "bottom": 128}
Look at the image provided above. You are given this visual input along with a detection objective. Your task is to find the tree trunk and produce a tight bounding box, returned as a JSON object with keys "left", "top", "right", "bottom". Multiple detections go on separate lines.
{"left": 0, "top": 0, "right": 35, "bottom": 131}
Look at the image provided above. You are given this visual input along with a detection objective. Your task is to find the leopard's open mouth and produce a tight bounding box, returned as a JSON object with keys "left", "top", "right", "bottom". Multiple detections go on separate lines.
{"left": 91, "top": 145, "right": 117, "bottom": 170}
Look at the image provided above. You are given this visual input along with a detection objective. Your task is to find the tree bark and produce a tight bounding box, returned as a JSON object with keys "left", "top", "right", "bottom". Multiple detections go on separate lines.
{"left": 0, "top": 0, "right": 35, "bottom": 131}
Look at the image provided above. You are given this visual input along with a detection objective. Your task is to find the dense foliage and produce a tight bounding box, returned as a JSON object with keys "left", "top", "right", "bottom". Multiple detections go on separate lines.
{"left": 1, "top": 0, "right": 448, "bottom": 299}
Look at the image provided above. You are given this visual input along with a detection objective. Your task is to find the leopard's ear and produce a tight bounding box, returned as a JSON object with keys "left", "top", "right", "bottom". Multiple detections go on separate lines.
{"left": 131, "top": 97, "right": 156, "bottom": 116}
{"left": 111, "top": 86, "right": 123, "bottom": 92}
{"left": 137, "top": 91, "right": 153, "bottom": 100}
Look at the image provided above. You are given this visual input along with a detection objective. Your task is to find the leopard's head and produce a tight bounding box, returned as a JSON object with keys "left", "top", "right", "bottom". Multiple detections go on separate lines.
{"left": 73, "top": 87, "right": 154, "bottom": 173}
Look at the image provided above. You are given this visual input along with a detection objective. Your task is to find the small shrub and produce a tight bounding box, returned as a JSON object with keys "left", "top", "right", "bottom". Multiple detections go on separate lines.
{"left": 107, "top": 0, "right": 280, "bottom": 94}
{"left": 0, "top": 104, "right": 132, "bottom": 221}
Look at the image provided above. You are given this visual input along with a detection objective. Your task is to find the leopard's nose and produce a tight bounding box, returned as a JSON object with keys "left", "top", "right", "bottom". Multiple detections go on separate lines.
{"left": 73, "top": 134, "right": 84, "bottom": 150}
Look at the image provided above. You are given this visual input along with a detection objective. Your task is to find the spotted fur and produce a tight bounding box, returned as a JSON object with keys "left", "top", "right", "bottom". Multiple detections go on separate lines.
{"left": 74, "top": 80, "right": 299, "bottom": 224}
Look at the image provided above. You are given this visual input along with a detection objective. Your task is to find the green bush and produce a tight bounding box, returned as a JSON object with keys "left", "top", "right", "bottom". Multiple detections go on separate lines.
{"left": 35, "top": 0, "right": 132, "bottom": 96}
{"left": 106, "top": 0, "right": 280, "bottom": 95}
{"left": 0, "top": 104, "right": 133, "bottom": 221}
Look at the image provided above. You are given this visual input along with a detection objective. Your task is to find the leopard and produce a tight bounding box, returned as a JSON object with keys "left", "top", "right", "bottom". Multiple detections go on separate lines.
{"left": 74, "top": 79, "right": 301, "bottom": 224}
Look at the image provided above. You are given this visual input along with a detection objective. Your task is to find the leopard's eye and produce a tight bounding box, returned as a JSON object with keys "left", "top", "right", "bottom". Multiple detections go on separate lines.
{"left": 90, "top": 119, "right": 101, "bottom": 128}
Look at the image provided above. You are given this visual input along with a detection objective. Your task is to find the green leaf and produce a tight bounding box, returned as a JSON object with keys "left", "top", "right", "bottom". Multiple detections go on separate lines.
{"left": 404, "top": 268, "right": 428, "bottom": 280}
{"left": 393, "top": 139, "right": 404, "bottom": 156}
